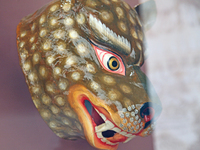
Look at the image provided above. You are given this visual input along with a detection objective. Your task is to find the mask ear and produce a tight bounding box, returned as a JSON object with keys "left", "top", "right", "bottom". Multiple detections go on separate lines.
{"left": 134, "top": 0, "right": 157, "bottom": 31}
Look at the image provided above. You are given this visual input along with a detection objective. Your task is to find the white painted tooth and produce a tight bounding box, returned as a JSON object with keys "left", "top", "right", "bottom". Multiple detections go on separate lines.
{"left": 123, "top": 135, "right": 136, "bottom": 143}
{"left": 112, "top": 127, "right": 121, "bottom": 133}
{"left": 119, "top": 131, "right": 127, "bottom": 136}
{"left": 126, "top": 134, "right": 133, "bottom": 137}
{"left": 97, "top": 132, "right": 104, "bottom": 138}
{"left": 99, "top": 113, "right": 106, "bottom": 121}
{"left": 101, "top": 138, "right": 107, "bottom": 142}
{"left": 95, "top": 120, "right": 114, "bottom": 132}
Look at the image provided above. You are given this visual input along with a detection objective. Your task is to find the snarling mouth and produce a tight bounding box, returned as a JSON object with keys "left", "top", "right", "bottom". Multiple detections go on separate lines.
{"left": 80, "top": 96, "right": 137, "bottom": 147}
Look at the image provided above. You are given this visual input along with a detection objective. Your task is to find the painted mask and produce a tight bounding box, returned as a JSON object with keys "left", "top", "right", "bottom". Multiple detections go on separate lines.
{"left": 16, "top": 0, "right": 162, "bottom": 149}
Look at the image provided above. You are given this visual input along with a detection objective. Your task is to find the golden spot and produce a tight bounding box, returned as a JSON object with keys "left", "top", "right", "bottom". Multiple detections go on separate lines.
{"left": 103, "top": 75, "right": 116, "bottom": 85}
{"left": 57, "top": 41, "right": 66, "bottom": 52}
{"left": 108, "top": 89, "right": 121, "bottom": 100}
{"left": 101, "top": 0, "right": 110, "bottom": 4}
{"left": 41, "top": 109, "right": 51, "bottom": 119}
{"left": 62, "top": 3, "right": 71, "bottom": 12}
{"left": 20, "top": 50, "right": 28, "bottom": 60}
{"left": 20, "top": 31, "right": 26, "bottom": 38}
{"left": 69, "top": 29, "right": 79, "bottom": 39}
{"left": 19, "top": 41, "right": 25, "bottom": 48}
{"left": 136, "top": 15, "right": 142, "bottom": 27}
{"left": 31, "top": 23, "right": 36, "bottom": 31}
{"left": 129, "top": 15, "right": 136, "bottom": 25}
{"left": 116, "top": 7, "right": 124, "bottom": 18}
{"left": 123, "top": 97, "right": 132, "bottom": 108}
{"left": 50, "top": 4, "right": 59, "bottom": 12}
{"left": 138, "top": 31, "right": 143, "bottom": 41}
{"left": 39, "top": 66, "right": 48, "bottom": 78}
{"left": 32, "top": 97, "right": 40, "bottom": 108}
{"left": 43, "top": 40, "right": 51, "bottom": 51}
{"left": 65, "top": 56, "right": 77, "bottom": 66}
{"left": 76, "top": 13, "right": 85, "bottom": 24}
{"left": 54, "top": 29, "right": 65, "bottom": 39}
{"left": 55, "top": 96, "right": 65, "bottom": 106}
{"left": 122, "top": 1, "right": 130, "bottom": 9}
{"left": 77, "top": 43, "right": 88, "bottom": 56}
{"left": 42, "top": 94, "right": 51, "bottom": 105}
{"left": 32, "top": 85, "right": 41, "bottom": 94}
{"left": 58, "top": 79, "right": 68, "bottom": 91}
{"left": 86, "top": 63, "right": 96, "bottom": 74}
{"left": 53, "top": 67, "right": 62, "bottom": 76}
{"left": 49, "top": 121, "right": 57, "bottom": 128}
{"left": 120, "top": 85, "right": 132, "bottom": 94}
{"left": 39, "top": 15, "right": 46, "bottom": 24}
{"left": 100, "top": 11, "right": 113, "bottom": 22}
{"left": 63, "top": 108, "right": 76, "bottom": 118}
{"left": 71, "top": 72, "right": 81, "bottom": 81}
{"left": 28, "top": 72, "right": 38, "bottom": 82}
{"left": 32, "top": 52, "right": 40, "bottom": 64}
{"left": 50, "top": 18, "right": 58, "bottom": 26}
{"left": 62, "top": 118, "right": 72, "bottom": 126}
{"left": 50, "top": 105, "right": 60, "bottom": 114}
{"left": 90, "top": 81, "right": 100, "bottom": 91}
{"left": 136, "top": 42, "right": 142, "bottom": 50}
{"left": 46, "top": 55, "right": 55, "bottom": 65}
{"left": 64, "top": 17, "right": 74, "bottom": 26}
{"left": 111, "top": 0, "right": 119, "bottom": 2}
{"left": 29, "top": 36, "right": 35, "bottom": 43}
{"left": 131, "top": 29, "right": 138, "bottom": 39}
{"left": 46, "top": 82, "right": 55, "bottom": 93}
{"left": 31, "top": 43, "right": 36, "bottom": 50}
{"left": 40, "top": 29, "right": 47, "bottom": 37}
{"left": 118, "top": 21, "right": 127, "bottom": 33}
{"left": 86, "top": 0, "right": 98, "bottom": 7}
{"left": 23, "top": 60, "right": 32, "bottom": 72}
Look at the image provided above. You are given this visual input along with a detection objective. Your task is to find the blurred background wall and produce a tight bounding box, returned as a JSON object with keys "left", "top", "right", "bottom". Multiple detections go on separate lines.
{"left": 142, "top": 0, "right": 200, "bottom": 149}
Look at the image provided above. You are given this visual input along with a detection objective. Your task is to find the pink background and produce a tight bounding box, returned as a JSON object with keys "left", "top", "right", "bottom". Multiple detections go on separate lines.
{"left": 0, "top": 0, "right": 154, "bottom": 149}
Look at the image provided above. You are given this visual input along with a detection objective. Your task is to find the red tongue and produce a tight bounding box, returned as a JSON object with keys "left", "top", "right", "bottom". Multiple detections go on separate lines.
{"left": 106, "top": 133, "right": 127, "bottom": 143}
{"left": 91, "top": 106, "right": 105, "bottom": 126}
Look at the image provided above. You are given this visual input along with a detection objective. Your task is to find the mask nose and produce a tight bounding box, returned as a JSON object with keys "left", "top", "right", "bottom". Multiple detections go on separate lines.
{"left": 140, "top": 102, "right": 161, "bottom": 129}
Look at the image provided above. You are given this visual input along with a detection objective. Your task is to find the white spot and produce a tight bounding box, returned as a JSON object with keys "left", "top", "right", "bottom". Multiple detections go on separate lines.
{"left": 64, "top": 17, "right": 74, "bottom": 26}
{"left": 53, "top": 67, "right": 62, "bottom": 76}
{"left": 90, "top": 81, "right": 100, "bottom": 91}
{"left": 46, "top": 82, "right": 54, "bottom": 93}
{"left": 42, "top": 94, "right": 51, "bottom": 105}
{"left": 62, "top": 3, "right": 71, "bottom": 12}
{"left": 39, "top": 15, "right": 46, "bottom": 24}
{"left": 50, "top": 4, "right": 59, "bottom": 12}
{"left": 55, "top": 96, "right": 65, "bottom": 106}
{"left": 23, "top": 60, "right": 31, "bottom": 72}
{"left": 41, "top": 110, "right": 51, "bottom": 119}
{"left": 28, "top": 72, "right": 38, "bottom": 82}
{"left": 40, "top": 29, "right": 47, "bottom": 37}
{"left": 71, "top": 72, "right": 81, "bottom": 81}
{"left": 50, "top": 105, "right": 60, "bottom": 114}
{"left": 65, "top": 56, "right": 76, "bottom": 66}
{"left": 43, "top": 40, "right": 51, "bottom": 50}
{"left": 77, "top": 43, "right": 88, "bottom": 56}
{"left": 33, "top": 53, "right": 40, "bottom": 64}
{"left": 46, "top": 56, "right": 55, "bottom": 65}
{"left": 103, "top": 76, "right": 115, "bottom": 85}
{"left": 57, "top": 42, "right": 66, "bottom": 52}
{"left": 29, "top": 36, "right": 35, "bottom": 43}
{"left": 69, "top": 29, "right": 79, "bottom": 39}
{"left": 136, "top": 42, "right": 142, "bottom": 50}
{"left": 86, "top": 63, "right": 96, "bottom": 73}
{"left": 39, "top": 66, "right": 47, "bottom": 78}
{"left": 50, "top": 18, "right": 58, "bottom": 26}
{"left": 58, "top": 79, "right": 68, "bottom": 91}
{"left": 49, "top": 121, "right": 57, "bottom": 128}
{"left": 20, "top": 31, "right": 26, "bottom": 38}
{"left": 54, "top": 29, "right": 65, "bottom": 39}
{"left": 19, "top": 41, "right": 25, "bottom": 48}
{"left": 76, "top": 13, "right": 85, "bottom": 24}
{"left": 31, "top": 23, "right": 36, "bottom": 31}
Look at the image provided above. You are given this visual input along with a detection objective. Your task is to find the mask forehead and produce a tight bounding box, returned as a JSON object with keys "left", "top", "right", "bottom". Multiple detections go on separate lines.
{"left": 78, "top": 0, "right": 144, "bottom": 66}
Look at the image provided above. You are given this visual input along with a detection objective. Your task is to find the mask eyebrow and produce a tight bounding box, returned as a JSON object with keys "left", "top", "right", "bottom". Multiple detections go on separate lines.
{"left": 89, "top": 14, "right": 131, "bottom": 55}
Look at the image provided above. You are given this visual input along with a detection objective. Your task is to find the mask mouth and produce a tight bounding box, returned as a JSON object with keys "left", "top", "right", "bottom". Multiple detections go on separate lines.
{"left": 81, "top": 97, "right": 137, "bottom": 146}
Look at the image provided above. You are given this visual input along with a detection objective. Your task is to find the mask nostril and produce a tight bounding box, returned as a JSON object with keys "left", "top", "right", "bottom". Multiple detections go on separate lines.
{"left": 140, "top": 102, "right": 155, "bottom": 122}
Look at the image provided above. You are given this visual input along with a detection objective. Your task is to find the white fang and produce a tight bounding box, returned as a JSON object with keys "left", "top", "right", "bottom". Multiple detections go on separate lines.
{"left": 89, "top": 14, "right": 131, "bottom": 54}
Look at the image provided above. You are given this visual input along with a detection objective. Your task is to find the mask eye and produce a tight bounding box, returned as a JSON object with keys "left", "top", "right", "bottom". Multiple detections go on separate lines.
{"left": 92, "top": 44, "right": 125, "bottom": 76}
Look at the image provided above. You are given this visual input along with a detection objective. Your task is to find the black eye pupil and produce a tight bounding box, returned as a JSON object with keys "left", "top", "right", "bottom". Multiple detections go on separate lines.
{"left": 112, "top": 61, "right": 117, "bottom": 67}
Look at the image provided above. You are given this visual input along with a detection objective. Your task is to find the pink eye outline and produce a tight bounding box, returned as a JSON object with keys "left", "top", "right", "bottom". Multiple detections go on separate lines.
{"left": 92, "top": 44, "right": 125, "bottom": 76}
